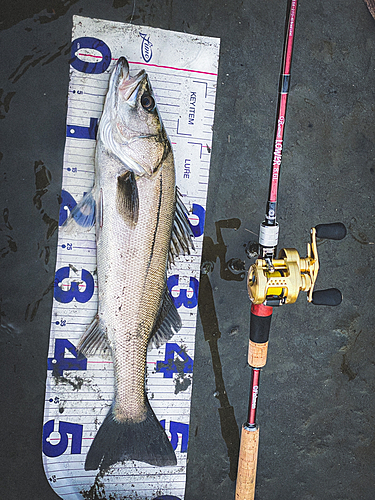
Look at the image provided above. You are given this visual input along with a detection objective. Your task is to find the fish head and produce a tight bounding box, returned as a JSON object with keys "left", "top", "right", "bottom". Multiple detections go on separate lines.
{"left": 99, "top": 57, "right": 170, "bottom": 177}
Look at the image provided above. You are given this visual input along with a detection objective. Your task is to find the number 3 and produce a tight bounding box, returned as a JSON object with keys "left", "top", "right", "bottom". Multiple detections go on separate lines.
{"left": 54, "top": 266, "right": 94, "bottom": 304}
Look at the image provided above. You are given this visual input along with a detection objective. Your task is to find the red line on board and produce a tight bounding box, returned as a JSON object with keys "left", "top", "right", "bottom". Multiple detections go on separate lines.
{"left": 77, "top": 53, "right": 217, "bottom": 76}
{"left": 128, "top": 60, "right": 218, "bottom": 76}
{"left": 77, "top": 52, "right": 104, "bottom": 59}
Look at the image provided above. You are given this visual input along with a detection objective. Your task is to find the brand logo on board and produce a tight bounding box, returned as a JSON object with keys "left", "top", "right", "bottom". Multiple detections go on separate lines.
{"left": 140, "top": 33, "right": 153, "bottom": 62}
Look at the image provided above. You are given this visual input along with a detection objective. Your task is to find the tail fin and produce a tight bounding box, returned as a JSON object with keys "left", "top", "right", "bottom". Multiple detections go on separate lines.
{"left": 85, "top": 399, "right": 177, "bottom": 471}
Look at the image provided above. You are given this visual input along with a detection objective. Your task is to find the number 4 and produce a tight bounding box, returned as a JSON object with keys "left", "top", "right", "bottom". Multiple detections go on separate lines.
{"left": 156, "top": 342, "right": 194, "bottom": 378}
{"left": 47, "top": 339, "right": 87, "bottom": 377}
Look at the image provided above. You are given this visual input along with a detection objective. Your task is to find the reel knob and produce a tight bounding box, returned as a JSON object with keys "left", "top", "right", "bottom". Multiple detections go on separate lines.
{"left": 311, "top": 288, "right": 342, "bottom": 306}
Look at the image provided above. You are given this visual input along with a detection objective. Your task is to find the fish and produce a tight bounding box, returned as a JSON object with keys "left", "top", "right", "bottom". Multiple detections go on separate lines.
{"left": 364, "top": 0, "right": 375, "bottom": 20}
{"left": 66, "top": 57, "right": 194, "bottom": 471}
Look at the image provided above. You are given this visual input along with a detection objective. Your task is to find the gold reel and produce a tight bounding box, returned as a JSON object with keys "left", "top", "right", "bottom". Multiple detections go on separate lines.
{"left": 248, "top": 228, "right": 319, "bottom": 305}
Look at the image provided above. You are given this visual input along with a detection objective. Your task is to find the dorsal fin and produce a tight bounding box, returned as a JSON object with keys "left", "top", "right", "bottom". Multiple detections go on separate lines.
{"left": 148, "top": 287, "right": 182, "bottom": 350}
{"left": 116, "top": 171, "right": 139, "bottom": 226}
{"left": 168, "top": 188, "right": 195, "bottom": 267}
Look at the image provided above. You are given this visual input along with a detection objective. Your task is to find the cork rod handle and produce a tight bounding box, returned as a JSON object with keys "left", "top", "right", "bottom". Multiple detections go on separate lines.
{"left": 235, "top": 425, "right": 260, "bottom": 500}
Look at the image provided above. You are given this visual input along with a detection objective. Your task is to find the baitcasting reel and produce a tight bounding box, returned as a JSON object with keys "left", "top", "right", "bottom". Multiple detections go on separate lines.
{"left": 248, "top": 222, "right": 346, "bottom": 307}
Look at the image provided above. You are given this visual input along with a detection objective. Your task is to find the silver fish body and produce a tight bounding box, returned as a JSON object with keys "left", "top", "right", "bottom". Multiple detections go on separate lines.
{"left": 96, "top": 143, "right": 175, "bottom": 425}
{"left": 70, "top": 57, "right": 193, "bottom": 471}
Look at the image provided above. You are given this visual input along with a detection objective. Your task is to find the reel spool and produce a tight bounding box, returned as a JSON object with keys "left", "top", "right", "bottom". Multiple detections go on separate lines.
{"left": 248, "top": 223, "right": 346, "bottom": 306}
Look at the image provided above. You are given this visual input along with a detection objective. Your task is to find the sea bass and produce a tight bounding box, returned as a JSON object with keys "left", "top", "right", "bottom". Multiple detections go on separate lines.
{"left": 68, "top": 57, "right": 194, "bottom": 471}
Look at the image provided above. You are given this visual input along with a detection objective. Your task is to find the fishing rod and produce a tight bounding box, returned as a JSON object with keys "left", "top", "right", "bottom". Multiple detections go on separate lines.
{"left": 235, "top": 1, "right": 346, "bottom": 498}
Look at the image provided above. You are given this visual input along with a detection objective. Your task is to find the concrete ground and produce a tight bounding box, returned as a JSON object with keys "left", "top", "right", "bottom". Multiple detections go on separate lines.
{"left": 1, "top": 0, "right": 375, "bottom": 499}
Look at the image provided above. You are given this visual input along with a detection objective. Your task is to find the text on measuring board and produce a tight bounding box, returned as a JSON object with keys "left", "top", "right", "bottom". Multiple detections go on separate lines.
{"left": 188, "top": 92, "right": 197, "bottom": 125}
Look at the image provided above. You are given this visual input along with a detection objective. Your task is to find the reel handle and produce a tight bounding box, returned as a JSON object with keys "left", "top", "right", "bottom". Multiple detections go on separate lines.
{"left": 315, "top": 222, "right": 346, "bottom": 240}
{"left": 311, "top": 288, "right": 342, "bottom": 306}
{"left": 312, "top": 224, "right": 345, "bottom": 306}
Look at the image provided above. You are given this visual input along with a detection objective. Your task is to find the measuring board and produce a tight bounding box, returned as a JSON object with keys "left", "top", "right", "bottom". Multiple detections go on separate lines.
{"left": 42, "top": 16, "right": 220, "bottom": 500}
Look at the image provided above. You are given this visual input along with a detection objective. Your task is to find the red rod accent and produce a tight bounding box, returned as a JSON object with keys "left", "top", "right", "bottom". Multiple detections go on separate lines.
{"left": 251, "top": 303, "right": 273, "bottom": 317}
{"left": 248, "top": 368, "right": 261, "bottom": 425}
{"left": 284, "top": 0, "right": 298, "bottom": 74}
{"left": 268, "top": 0, "right": 298, "bottom": 208}
{"left": 270, "top": 93, "right": 287, "bottom": 202}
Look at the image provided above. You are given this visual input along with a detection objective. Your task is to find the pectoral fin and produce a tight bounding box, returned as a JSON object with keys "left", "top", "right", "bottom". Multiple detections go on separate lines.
{"left": 116, "top": 171, "right": 139, "bottom": 226}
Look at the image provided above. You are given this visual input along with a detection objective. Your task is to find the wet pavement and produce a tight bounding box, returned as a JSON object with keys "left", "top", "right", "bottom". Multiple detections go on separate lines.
{"left": 1, "top": 1, "right": 375, "bottom": 499}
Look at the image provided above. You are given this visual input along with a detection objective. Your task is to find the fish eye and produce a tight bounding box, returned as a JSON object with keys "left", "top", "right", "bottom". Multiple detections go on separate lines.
{"left": 141, "top": 94, "right": 155, "bottom": 112}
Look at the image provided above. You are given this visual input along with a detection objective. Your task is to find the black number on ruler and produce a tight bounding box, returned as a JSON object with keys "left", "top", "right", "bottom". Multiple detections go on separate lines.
{"left": 42, "top": 420, "right": 83, "bottom": 457}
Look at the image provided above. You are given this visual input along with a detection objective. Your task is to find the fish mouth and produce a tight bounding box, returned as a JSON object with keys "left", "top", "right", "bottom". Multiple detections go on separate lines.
{"left": 114, "top": 56, "right": 146, "bottom": 102}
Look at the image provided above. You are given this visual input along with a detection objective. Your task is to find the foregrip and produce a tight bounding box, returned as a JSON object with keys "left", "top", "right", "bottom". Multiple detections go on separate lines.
{"left": 248, "top": 303, "right": 273, "bottom": 368}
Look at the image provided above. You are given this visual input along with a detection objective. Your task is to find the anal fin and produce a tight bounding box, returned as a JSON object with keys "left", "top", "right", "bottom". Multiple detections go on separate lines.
{"left": 148, "top": 286, "right": 182, "bottom": 350}
{"left": 77, "top": 314, "right": 111, "bottom": 358}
